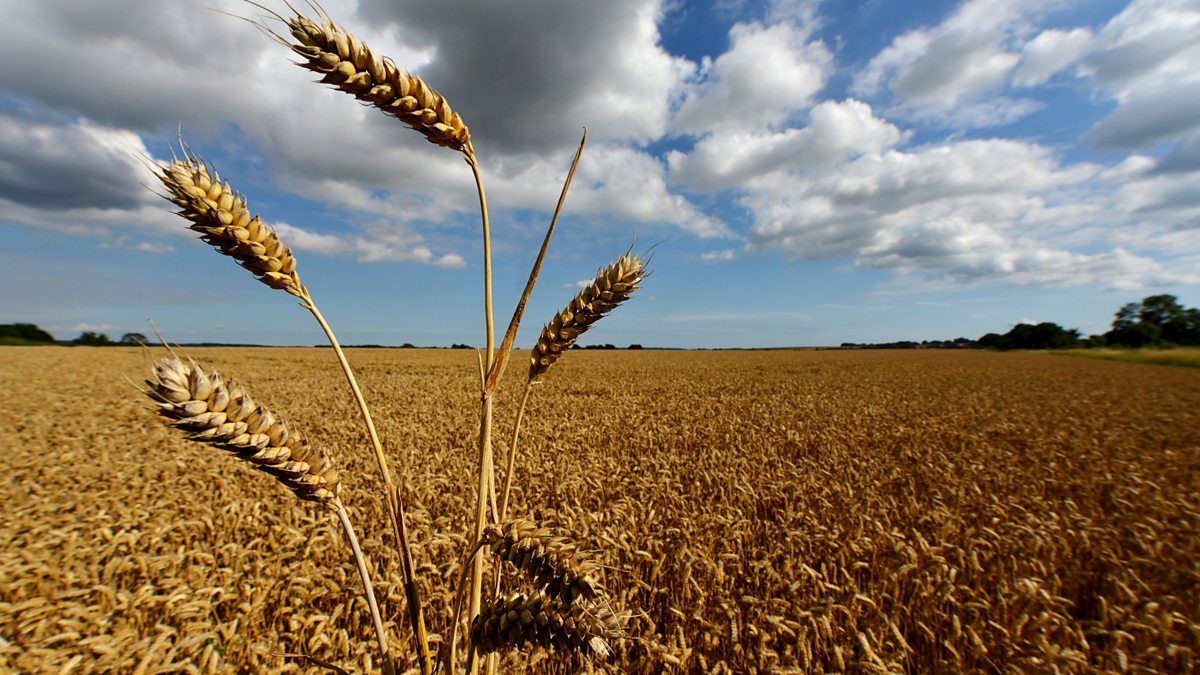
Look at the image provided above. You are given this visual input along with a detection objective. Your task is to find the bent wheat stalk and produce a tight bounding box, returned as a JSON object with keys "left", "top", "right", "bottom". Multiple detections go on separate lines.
{"left": 256, "top": 13, "right": 498, "bottom": 661}
{"left": 155, "top": 142, "right": 427, "bottom": 674}
{"left": 141, "top": 352, "right": 391, "bottom": 672}
{"left": 446, "top": 519, "right": 623, "bottom": 672}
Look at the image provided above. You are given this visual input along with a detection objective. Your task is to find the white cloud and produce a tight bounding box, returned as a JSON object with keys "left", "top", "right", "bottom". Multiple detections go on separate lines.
{"left": 0, "top": 0, "right": 722, "bottom": 252}
{"left": 701, "top": 249, "right": 737, "bottom": 262}
{"left": 673, "top": 18, "right": 831, "bottom": 134}
{"left": 357, "top": 0, "right": 694, "bottom": 151}
{"left": 567, "top": 144, "right": 732, "bottom": 238}
{"left": 739, "top": 138, "right": 1130, "bottom": 282}
{"left": 273, "top": 220, "right": 461, "bottom": 266}
{"left": 435, "top": 253, "right": 467, "bottom": 269}
{"left": 1081, "top": 0, "right": 1200, "bottom": 149}
{"left": 851, "top": 0, "right": 1053, "bottom": 127}
{"left": 669, "top": 99, "right": 903, "bottom": 192}
{"left": 136, "top": 242, "right": 176, "bottom": 254}
{"left": 0, "top": 112, "right": 154, "bottom": 211}
{"left": 1013, "top": 27, "right": 1093, "bottom": 86}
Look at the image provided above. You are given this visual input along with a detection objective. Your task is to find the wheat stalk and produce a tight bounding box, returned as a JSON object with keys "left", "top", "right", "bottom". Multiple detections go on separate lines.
{"left": 156, "top": 146, "right": 302, "bottom": 297}
{"left": 158, "top": 133, "right": 429, "bottom": 673}
{"left": 256, "top": 7, "right": 471, "bottom": 153}
{"left": 144, "top": 353, "right": 339, "bottom": 504}
{"left": 529, "top": 253, "right": 646, "bottom": 382}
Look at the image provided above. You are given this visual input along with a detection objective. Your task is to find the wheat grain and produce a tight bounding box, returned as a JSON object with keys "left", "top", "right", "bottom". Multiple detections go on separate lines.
{"left": 481, "top": 520, "right": 606, "bottom": 604}
{"left": 469, "top": 592, "right": 622, "bottom": 657}
{"left": 265, "top": 9, "right": 471, "bottom": 153}
{"left": 143, "top": 353, "right": 338, "bottom": 506}
{"left": 529, "top": 253, "right": 645, "bottom": 381}
{"left": 156, "top": 146, "right": 302, "bottom": 297}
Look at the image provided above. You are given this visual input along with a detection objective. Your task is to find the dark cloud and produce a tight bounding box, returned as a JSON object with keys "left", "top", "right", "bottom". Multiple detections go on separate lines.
{"left": 0, "top": 111, "right": 148, "bottom": 210}
{"left": 1086, "top": 81, "right": 1200, "bottom": 150}
{"left": 356, "top": 0, "right": 685, "bottom": 154}
{"left": 1152, "top": 135, "right": 1200, "bottom": 175}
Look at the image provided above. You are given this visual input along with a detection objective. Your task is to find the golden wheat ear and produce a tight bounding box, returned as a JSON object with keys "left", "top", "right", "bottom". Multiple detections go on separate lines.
{"left": 529, "top": 252, "right": 647, "bottom": 381}
{"left": 143, "top": 353, "right": 339, "bottom": 506}
{"left": 155, "top": 141, "right": 303, "bottom": 297}
{"left": 254, "top": 6, "right": 471, "bottom": 152}
{"left": 470, "top": 592, "right": 625, "bottom": 658}
{"left": 481, "top": 519, "right": 607, "bottom": 603}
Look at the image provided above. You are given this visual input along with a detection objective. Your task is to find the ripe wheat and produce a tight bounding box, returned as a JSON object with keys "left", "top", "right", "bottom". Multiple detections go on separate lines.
{"left": 530, "top": 253, "right": 645, "bottom": 381}
{"left": 156, "top": 148, "right": 302, "bottom": 297}
{"left": 269, "top": 10, "right": 471, "bottom": 153}
{"left": 482, "top": 520, "right": 605, "bottom": 604}
{"left": 469, "top": 592, "right": 624, "bottom": 657}
{"left": 143, "top": 353, "right": 339, "bottom": 505}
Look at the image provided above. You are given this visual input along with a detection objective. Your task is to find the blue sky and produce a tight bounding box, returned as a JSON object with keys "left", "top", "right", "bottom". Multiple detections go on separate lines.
{"left": 2, "top": 0, "right": 1199, "bottom": 348}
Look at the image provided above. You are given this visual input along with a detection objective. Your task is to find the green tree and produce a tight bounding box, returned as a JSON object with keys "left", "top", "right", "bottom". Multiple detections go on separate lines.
{"left": 120, "top": 332, "right": 148, "bottom": 345}
{"left": 1105, "top": 294, "right": 1200, "bottom": 346}
{"left": 72, "top": 331, "right": 113, "bottom": 346}
{"left": 0, "top": 323, "right": 56, "bottom": 344}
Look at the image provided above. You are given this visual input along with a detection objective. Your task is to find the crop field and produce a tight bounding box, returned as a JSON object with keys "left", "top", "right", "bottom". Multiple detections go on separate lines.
{"left": 1, "top": 346, "right": 1198, "bottom": 673}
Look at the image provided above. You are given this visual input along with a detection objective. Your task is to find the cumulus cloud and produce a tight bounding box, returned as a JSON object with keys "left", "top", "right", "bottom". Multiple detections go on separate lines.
{"left": 739, "top": 139, "right": 1121, "bottom": 282}
{"left": 673, "top": 18, "right": 831, "bottom": 134}
{"left": 568, "top": 144, "right": 732, "bottom": 238}
{"left": 0, "top": 0, "right": 721, "bottom": 253}
{"left": 701, "top": 249, "right": 737, "bottom": 262}
{"left": 669, "top": 99, "right": 903, "bottom": 192}
{"left": 0, "top": 112, "right": 153, "bottom": 211}
{"left": 1082, "top": 0, "right": 1200, "bottom": 150}
{"left": 854, "top": 1, "right": 1020, "bottom": 103}
{"left": 358, "top": 0, "right": 694, "bottom": 152}
{"left": 136, "top": 242, "right": 176, "bottom": 254}
{"left": 273, "top": 220, "right": 465, "bottom": 266}
{"left": 1013, "top": 27, "right": 1093, "bottom": 87}
{"left": 1086, "top": 81, "right": 1200, "bottom": 149}
{"left": 852, "top": 0, "right": 1054, "bottom": 127}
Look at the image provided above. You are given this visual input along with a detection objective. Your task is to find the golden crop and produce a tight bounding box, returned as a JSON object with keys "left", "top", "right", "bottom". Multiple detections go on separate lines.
{"left": 1, "top": 346, "right": 1197, "bottom": 673}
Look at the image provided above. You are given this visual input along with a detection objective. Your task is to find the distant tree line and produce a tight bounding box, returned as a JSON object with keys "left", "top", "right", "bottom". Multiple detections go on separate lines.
{"left": 8, "top": 295, "right": 1196, "bottom": 351}
{"left": 977, "top": 294, "right": 1200, "bottom": 350}
{"left": 844, "top": 294, "right": 1200, "bottom": 352}
{"left": 0, "top": 324, "right": 149, "bottom": 346}
{"left": 0, "top": 323, "right": 56, "bottom": 345}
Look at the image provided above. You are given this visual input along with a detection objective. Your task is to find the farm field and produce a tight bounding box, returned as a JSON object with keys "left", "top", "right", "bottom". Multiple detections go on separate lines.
{"left": 1, "top": 346, "right": 1198, "bottom": 674}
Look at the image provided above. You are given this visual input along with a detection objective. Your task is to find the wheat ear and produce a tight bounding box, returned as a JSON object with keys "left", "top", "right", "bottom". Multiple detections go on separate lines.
{"left": 470, "top": 592, "right": 623, "bottom": 658}
{"left": 529, "top": 253, "right": 646, "bottom": 381}
{"left": 482, "top": 520, "right": 607, "bottom": 603}
{"left": 156, "top": 145, "right": 302, "bottom": 297}
{"left": 158, "top": 134, "right": 428, "bottom": 673}
{"left": 141, "top": 351, "right": 394, "bottom": 671}
{"left": 261, "top": 8, "right": 471, "bottom": 153}
{"left": 144, "top": 353, "right": 339, "bottom": 504}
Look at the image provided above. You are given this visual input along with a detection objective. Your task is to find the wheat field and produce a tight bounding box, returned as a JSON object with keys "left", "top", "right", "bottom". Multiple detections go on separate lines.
{"left": 1, "top": 346, "right": 1197, "bottom": 673}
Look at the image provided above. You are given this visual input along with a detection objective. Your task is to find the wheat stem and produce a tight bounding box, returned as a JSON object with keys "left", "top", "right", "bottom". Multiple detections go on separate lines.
{"left": 465, "top": 145, "right": 495, "bottom": 371}
{"left": 468, "top": 392, "right": 494, "bottom": 675}
{"left": 498, "top": 381, "right": 534, "bottom": 524}
{"left": 463, "top": 138, "right": 498, "bottom": 675}
{"left": 335, "top": 499, "right": 394, "bottom": 675}
{"left": 485, "top": 129, "right": 587, "bottom": 394}
{"left": 302, "top": 289, "right": 431, "bottom": 674}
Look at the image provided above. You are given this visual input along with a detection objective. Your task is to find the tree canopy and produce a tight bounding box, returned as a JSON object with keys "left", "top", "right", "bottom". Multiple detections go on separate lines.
{"left": 1104, "top": 294, "right": 1200, "bottom": 347}
{"left": 0, "top": 323, "right": 56, "bottom": 344}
